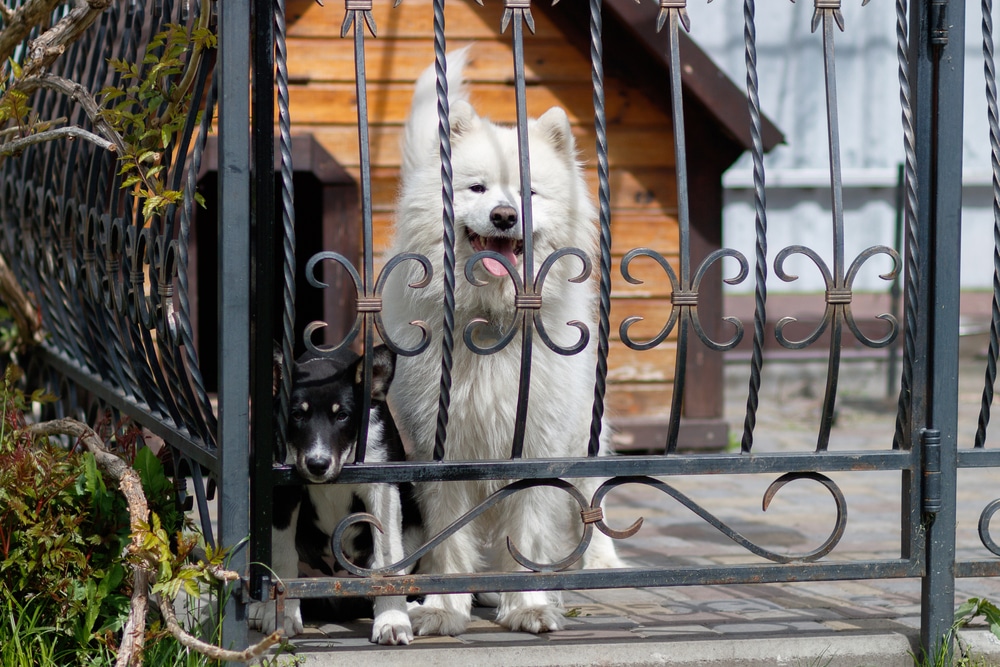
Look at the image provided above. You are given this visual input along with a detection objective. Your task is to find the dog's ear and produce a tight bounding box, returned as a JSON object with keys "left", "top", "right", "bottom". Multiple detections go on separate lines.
{"left": 534, "top": 106, "right": 575, "bottom": 159}
{"left": 272, "top": 342, "right": 284, "bottom": 398}
{"left": 353, "top": 345, "right": 397, "bottom": 402}
{"left": 449, "top": 100, "right": 481, "bottom": 141}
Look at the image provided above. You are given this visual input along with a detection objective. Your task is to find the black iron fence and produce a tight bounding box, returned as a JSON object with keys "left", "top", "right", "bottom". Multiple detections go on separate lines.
{"left": 2, "top": 0, "right": 998, "bottom": 659}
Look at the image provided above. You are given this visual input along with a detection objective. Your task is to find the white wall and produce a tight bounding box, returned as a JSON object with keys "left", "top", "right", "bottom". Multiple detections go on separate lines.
{"left": 683, "top": 0, "right": 996, "bottom": 294}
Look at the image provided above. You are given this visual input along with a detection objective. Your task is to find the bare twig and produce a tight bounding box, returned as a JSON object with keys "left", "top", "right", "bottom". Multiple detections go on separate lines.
{"left": 0, "top": 125, "right": 114, "bottom": 155}
{"left": 0, "top": 0, "right": 65, "bottom": 66}
{"left": 159, "top": 594, "right": 283, "bottom": 664}
{"left": 13, "top": 73, "right": 128, "bottom": 155}
{"left": 119, "top": 568, "right": 152, "bottom": 667}
{"left": 19, "top": 0, "right": 114, "bottom": 80}
{"left": 0, "top": 252, "right": 43, "bottom": 349}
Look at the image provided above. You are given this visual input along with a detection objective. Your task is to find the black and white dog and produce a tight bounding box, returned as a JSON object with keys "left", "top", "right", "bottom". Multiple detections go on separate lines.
{"left": 248, "top": 345, "right": 421, "bottom": 645}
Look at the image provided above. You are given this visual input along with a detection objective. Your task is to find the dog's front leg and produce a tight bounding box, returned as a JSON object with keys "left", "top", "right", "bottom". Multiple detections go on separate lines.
{"left": 408, "top": 480, "right": 476, "bottom": 636}
{"left": 491, "top": 485, "right": 567, "bottom": 634}
{"left": 363, "top": 483, "right": 413, "bottom": 645}
{"left": 248, "top": 502, "right": 304, "bottom": 637}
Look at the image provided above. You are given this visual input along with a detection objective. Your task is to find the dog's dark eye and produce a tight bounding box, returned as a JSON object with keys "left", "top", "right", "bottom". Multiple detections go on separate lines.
{"left": 334, "top": 410, "right": 350, "bottom": 423}
{"left": 290, "top": 409, "right": 305, "bottom": 422}
{"left": 470, "top": 184, "right": 486, "bottom": 194}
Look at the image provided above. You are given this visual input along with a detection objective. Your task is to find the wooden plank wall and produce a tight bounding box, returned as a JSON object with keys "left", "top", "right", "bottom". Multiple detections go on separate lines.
{"left": 285, "top": 0, "right": 681, "bottom": 422}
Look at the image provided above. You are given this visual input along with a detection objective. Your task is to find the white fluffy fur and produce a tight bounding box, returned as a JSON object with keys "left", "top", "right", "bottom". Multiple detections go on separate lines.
{"left": 384, "top": 48, "right": 625, "bottom": 637}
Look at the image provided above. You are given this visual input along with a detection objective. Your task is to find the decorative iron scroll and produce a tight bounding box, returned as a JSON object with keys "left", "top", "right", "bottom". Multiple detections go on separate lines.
{"left": 330, "top": 472, "right": 849, "bottom": 575}
{"left": 980, "top": 499, "right": 1000, "bottom": 557}
{"left": 769, "top": 0, "right": 900, "bottom": 452}
{"left": 613, "top": 1, "right": 750, "bottom": 454}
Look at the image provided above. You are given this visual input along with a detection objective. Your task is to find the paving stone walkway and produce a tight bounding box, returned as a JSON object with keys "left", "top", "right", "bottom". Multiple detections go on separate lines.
{"left": 262, "top": 351, "right": 1000, "bottom": 666}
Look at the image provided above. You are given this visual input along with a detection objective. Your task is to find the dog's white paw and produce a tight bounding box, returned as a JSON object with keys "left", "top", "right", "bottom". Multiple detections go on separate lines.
{"left": 371, "top": 609, "right": 413, "bottom": 645}
{"left": 496, "top": 604, "right": 565, "bottom": 633}
{"left": 409, "top": 604, "right": 469, "bottom": 636}
{"left": 247, "top": 599, "right": 304, "bottom": 637}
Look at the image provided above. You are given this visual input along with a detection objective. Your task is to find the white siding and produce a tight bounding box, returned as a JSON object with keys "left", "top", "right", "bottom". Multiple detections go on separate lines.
{"left": 683, "top": 0, "right": 996, "bottom": 293}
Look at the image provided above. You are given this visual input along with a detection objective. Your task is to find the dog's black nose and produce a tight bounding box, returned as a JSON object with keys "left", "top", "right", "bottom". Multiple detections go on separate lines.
{"left": 490, "top": 204, "right": 518, "bottom": 231}
{"left": 305, "top": 455, "right": 332, "bottom": 478}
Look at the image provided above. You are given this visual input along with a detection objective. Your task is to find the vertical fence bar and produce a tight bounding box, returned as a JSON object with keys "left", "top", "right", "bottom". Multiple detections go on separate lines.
{"left": 432, "top": 0, "right": 456, "bottom": 462}
{"left": 739, "top": 0, "right": 769, "bottom": 453}
{"left": 502, "top": 2, "right": 537, "bottom": 460}
{"left": 587, "top": 0, "right": 612, "bottom": 458}
{"left": 975, "top": 0, "right": 1000, "bottom": 450}
{"left": 217, "top": 0, "right": 252, "bottom": 648}
{"left": 250, "top": 0, "right": 277, "bottom": 602}
{"left": 662, "top": 2, "right": 691, "bottom": 454}
{"left": 911, "top": 0, "right": 963, "bottom": 657}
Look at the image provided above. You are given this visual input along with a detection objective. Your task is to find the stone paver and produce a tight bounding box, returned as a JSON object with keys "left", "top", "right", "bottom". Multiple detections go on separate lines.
{"left": 254, "top": 353, "right": 1000, "bottom": 666}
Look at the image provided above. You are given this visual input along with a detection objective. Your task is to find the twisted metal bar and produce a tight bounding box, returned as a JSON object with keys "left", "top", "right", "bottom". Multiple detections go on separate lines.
{"left": 432, "top": 0, "right": 457, "bottom": 462}
{"left": 739, "top": 0, "right": 770, "bottom": 454}
{"left": 891, "top": 0, "right": 919, "bottom": 451}
{"left": 975, "top": 0, "right": 1000, "bottom": 449}
{"left": 587, "top": 0, "right": 613, "bottom": 458}
{"left": 276, "top": 0, "right": 296, "bottom": 453}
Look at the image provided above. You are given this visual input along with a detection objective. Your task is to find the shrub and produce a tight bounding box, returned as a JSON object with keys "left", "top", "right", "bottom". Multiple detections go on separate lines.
{"left": 0, "top": 367, "right": 189, "bottom": 665}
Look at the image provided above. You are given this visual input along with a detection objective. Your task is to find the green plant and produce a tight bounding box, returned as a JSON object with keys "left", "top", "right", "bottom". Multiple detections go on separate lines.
{"left": 98, "top": 23, "right": 215, "bottom": 220}
{"left": 0, "top": 367, "right": 212, "bottom": 665}
{"left": 0, "top": 373, "right": 129, "bottom": 659}
{"left": 911, "top": 597, "right": 1000, "bottom": 667}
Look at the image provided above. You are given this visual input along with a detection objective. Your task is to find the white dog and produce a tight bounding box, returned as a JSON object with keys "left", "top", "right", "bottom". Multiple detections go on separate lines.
{"left": 382, "top": 48, "right": 625, "bottom": 637}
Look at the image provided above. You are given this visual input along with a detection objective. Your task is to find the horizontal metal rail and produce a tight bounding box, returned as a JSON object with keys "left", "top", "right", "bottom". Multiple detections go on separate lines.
{"left": 280, "top": 560, "right": 923, "bottom": 599}
{"left": 271, "top": 450, "right": 917, "bottom": 486}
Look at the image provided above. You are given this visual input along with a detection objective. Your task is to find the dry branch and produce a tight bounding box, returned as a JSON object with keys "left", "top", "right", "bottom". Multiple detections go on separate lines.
{"left": 160, "top": 597, "right": 282, "bottom": 664}
{"left": 19, "top": 0, "right": 114, "bottom": 79}
{"left": 0, "top": 252, "right": 42, "bottom": 349}
{"left": 0, "top": 124, "right": 114, "bottom": 154}
{"left": 0, "top": 0, "right": 66, "bottom": 66}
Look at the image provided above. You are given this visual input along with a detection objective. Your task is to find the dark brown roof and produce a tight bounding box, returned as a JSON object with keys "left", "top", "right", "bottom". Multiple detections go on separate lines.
{"left": 539, "top": 0, "right": 784, "bottom": 154}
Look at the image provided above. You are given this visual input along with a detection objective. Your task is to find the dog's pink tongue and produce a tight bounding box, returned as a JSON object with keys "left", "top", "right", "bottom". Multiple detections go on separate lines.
{"left": 482, "top": 238, "right": 517, "bottom": 277}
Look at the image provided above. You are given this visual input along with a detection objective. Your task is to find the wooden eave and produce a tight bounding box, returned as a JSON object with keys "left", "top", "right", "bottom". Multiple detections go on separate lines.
{"left": 538, "top": 0, "right": 784, "bottom": 155}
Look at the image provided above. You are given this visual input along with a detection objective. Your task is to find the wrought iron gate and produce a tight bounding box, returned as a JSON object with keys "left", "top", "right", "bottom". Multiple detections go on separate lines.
{"left": 1, "top": 0, "right": 998, "bottom": 660}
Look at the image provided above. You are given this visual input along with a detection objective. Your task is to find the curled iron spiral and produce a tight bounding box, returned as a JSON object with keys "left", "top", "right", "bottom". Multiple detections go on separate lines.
{"left": 331, "top": 472, "right": 849, "bottom": 576}
{"left": 303, "top": 250, "right": 434, "bottom": 357}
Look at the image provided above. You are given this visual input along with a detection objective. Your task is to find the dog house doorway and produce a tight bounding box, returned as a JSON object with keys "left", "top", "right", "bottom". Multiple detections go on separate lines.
{"left": 191, "top": 135, "right": 359, "bottom": 391}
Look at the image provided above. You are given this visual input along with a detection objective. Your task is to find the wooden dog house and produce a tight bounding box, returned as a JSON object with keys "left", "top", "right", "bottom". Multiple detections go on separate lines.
{"left": 196, "top": 0, "right": 782, "bottom": 451}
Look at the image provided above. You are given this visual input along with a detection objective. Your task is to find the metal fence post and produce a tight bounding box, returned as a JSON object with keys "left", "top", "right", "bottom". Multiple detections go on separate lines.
{"left": 217, "top": 0, "right": 252, "bottom": 650}
{"left": 910, "top": 0, "right": 963, "bottom": 658}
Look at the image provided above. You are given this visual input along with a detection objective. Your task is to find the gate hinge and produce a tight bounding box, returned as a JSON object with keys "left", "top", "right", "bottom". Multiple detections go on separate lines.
{"left": 929, "top": 0, "right": 948, "bottom": 47}
{"left": 921, "top": 428, "right": 942, "bottom": 516}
